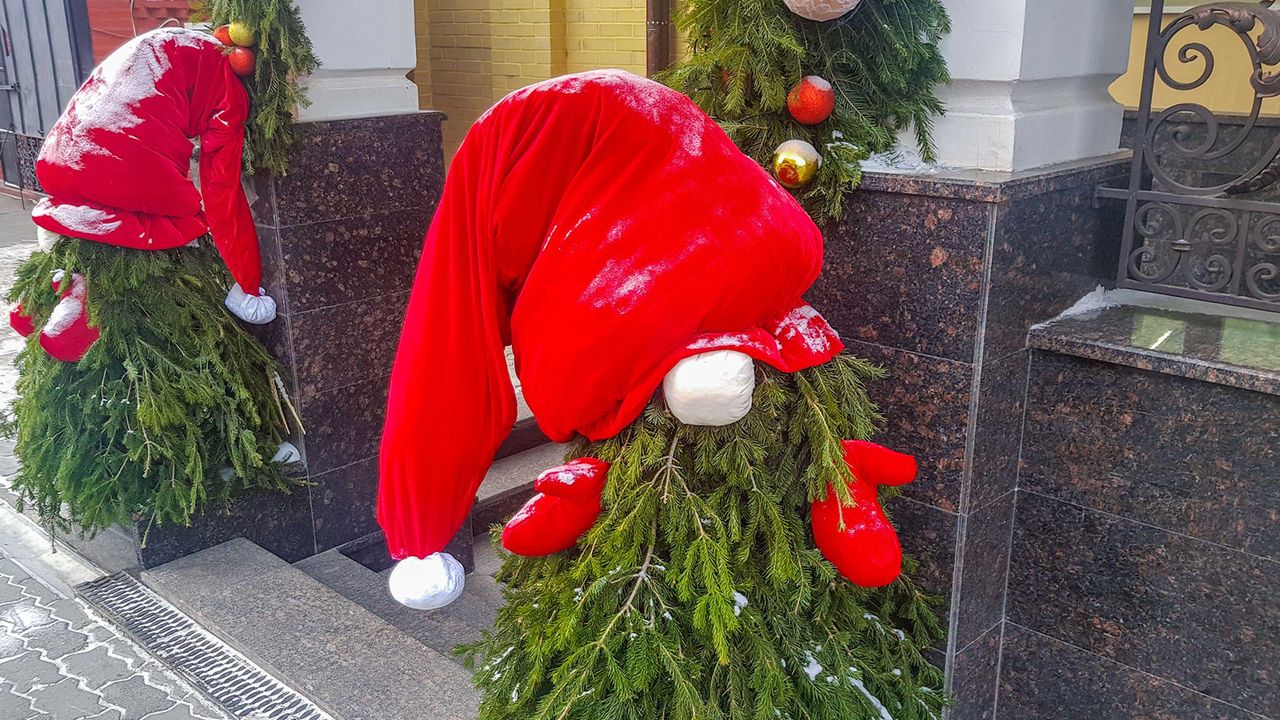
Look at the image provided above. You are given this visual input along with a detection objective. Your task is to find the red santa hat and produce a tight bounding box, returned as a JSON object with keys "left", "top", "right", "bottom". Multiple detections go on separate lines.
{"left": 30, "top": 27, "right": 274, "bottom": 324}
{"left": 378, "top": 71, "right": 844, "bottom": 564}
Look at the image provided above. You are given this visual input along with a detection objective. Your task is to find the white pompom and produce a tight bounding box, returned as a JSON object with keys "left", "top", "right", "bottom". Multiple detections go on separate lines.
{"left": 225, "top": 284, "right": 277, "bottom": 324}
{"left": 663, "top": 350, "right": 756, "bottom": 426}
{"left": 389, "top": 553, "right": 466, "bottom": 610}
{"left": 36, "top": 226, "right": 60, "bottom": 252}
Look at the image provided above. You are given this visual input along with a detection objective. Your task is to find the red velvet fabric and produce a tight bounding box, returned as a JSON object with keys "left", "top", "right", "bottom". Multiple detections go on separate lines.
{"left": 502, "top": 458, "right": 610, "bottom": 557}
{"left": 378, "top": 70, "right": 843, "bottom": 561}
{"left": 31, "top": 27, "right": 262, "bottom": 295}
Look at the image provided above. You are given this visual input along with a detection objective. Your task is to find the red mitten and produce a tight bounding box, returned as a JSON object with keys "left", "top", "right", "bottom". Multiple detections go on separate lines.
{"left": 811, "top": 440, "right": 917, "bottom": 588}
{"left": 502, "top": 458, "right": 610, "bottom": 557}
{"left": 39, "top": 273, "right": 100, "bottom": 363}
{"left": 9, "top": 304, "right": 35, "bottom": 337}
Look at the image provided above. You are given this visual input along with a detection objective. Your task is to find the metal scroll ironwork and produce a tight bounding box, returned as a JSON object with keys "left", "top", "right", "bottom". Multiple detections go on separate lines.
{"left": 1098, "top": 0, "right": 1280, "bottom": 311}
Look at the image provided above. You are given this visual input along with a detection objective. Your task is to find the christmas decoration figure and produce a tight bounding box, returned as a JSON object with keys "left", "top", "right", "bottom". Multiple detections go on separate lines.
{"left": 378, "top": 70, "right": 947, "bottom": 717}
{"left": 5, "top": 5, "right": 317, "bottom": 541}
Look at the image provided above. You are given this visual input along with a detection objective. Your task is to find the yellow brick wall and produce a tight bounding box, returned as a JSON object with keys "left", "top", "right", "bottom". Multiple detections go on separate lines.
{"left": 413, "top": 0, "right": 649, "bottom": 160}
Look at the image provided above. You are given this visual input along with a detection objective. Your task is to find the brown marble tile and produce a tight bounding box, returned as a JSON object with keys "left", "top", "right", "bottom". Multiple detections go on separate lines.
{"left": 1007, "top": 491, "right": 1278, "bottom": 716}
{"left": 811, "top": 193, "right": 989, "bottom": 363}
{"left": 1023, "top": 351, "right": 1280, "bottom": 559}
{"left": 311, "top": 457, "right": 379, "bottom": 553}
{"left": 966, "top": 350, "right": 1028, "bottom": 513}
{"left": 276, "top": 210, "right": 429, "bottom": 313}
{"left": 846, "top": 339, "right": 972, "bottom": 512}
{"left": 998, "top": 623, "right": 1260, "bottom": 720}
{"left": 983, "top": 183, "right": 1123, "bottom": 361}
{"left": 298, "top": 376, "right": 389, "bottom": 476}
{"left": 888, "top": 497, "right": 959, "bottom": 610}
{"left": 859, "top": 154, "right": 1130, "bottom": 204}
{"left": 290, "top": 291, "right": 409, "bottom": 396}
{"left": 955, "top": 491, "right": 1015, "bottom": 651}
{"left": 137, "top": 486, "right": 316, "bottom": 568}
{"left": 951, "top": 623, "right": 1001, "bottom": 720}
{"left": 261, "top": 113, "right": 447, "bottom": 227}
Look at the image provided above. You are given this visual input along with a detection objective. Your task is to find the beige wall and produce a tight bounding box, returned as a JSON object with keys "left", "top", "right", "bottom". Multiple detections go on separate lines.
{"left": 413, "top": 0, "right": 648, "bottom": 160}
{"left": 1110, "top": 10, "right": 1280, "bottom": 116}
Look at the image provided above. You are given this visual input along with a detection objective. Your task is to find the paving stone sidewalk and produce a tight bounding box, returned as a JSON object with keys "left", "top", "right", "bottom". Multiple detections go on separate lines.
{"left": 0, "top": 551, "right": 232, "bottom": 720}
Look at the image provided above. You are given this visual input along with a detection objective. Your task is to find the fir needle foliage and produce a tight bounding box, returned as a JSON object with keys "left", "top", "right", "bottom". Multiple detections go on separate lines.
{"left": 200, "top": 0, "right": 319, "bottom": 176}
{"left": 2, "top": 239, "right": 298, "bottom": 541}
{"left": 661, "top": 0, "right": 950, "bottom": 223}
{"left": 461, "top": 356, "right": 948, "bottom": 720}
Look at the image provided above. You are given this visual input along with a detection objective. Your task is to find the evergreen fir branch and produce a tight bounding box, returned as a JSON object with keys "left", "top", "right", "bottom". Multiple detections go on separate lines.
{"left": 661, "top": 0, "right": 950, "bottom": 224}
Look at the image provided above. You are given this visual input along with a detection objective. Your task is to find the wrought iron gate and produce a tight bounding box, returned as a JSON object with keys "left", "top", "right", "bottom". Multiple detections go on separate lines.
{"left": 1098, "top": 0, "right": 1280, "bottom": 312}
{"left": 0, "top": 0, "right": 93, "bottom": 191}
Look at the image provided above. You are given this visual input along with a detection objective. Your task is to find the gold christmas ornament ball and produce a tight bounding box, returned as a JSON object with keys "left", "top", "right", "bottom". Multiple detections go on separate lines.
{"left": 772, "top": 140, "right": 822, "bottom": 189}
{"left": 783, "top": 0, "right": 863, "bottom": 22}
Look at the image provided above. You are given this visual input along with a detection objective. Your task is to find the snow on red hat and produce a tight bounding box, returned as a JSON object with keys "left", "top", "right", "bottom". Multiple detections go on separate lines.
{"left": 31, "top": 28, "right": 275, "bottom": 324}
{"left": 378, "top": 71, "right": 844, "bottom": 564}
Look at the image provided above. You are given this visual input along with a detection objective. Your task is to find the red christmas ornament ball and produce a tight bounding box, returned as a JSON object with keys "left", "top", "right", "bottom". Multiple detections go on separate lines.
{"left": 787, "top": 75, "right": 835, "bottom": 125}
{"left": 212, "top": 25, "right": 234, "bottom": 46}
{"left": 228, "top": 47, "right": 256, "bottom": 77}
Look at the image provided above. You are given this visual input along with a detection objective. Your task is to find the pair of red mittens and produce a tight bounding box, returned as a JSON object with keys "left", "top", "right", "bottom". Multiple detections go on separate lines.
{"left": 812, "top": 440, "right": 917, "bottom": 588}
{"left": 9, "top": 271, "right": 101, "bottom": 363}
{"left": 502, "top": 457, "right": 609, "bottom": 557}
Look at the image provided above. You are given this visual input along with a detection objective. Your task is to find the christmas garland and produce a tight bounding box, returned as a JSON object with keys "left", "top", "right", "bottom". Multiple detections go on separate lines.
{"left": 662, "top": 0, "right": 950, "bottom": 223}
{"left": 3, "top": 240, "right": 298, "bottom": 539}
{"left": 462, "top": 357, "right": 947, "bottom": 719}
{"left": 200, "top": 0, "right": 319, "bottom": 176}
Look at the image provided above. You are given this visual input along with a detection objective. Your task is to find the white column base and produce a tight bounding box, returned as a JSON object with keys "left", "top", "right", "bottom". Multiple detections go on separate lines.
{"left": 297, "top": 70, "right": 420, "bottom": 122}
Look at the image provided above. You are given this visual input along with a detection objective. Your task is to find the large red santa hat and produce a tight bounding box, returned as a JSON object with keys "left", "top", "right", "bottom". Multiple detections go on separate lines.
{"left": 378, "top": 70, "right": 844, "bottom": 571}
{"left": 31, "top": 27, "right": 274, "bottom": 324}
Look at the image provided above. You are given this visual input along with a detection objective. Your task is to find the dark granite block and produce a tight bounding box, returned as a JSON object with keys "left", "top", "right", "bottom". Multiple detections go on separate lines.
{"left": 955, "top": 490, "right": 1015, "bottom": 650}
{"left": 260, "top": 113, "right": 447, "bottom": 227}
{"left": 889, "top": 497, "right": 959, "bottom": 606}
{"left": 811, "top": 192, "right": 988, "bottom": 363}
{"left": 137, "top": 486, "right": 316, "bottom": 568}
{"left": 847, "top": 339, "right": 972, "bottom": 512}
{"left": 1007, "top": 491, "right": 1278, "bottom": 715}
{"left": 983, "top": 181, "right": 1123, "bottom": 361}
{"left": 966, "top": 350, "right": 1027, "bottom": 513}
{"left": 276, "top": 210, "right": 428, "bottom": 313}
{"left": 951, "top": 623, "right": 1001, "bottom": 720}
{"left": 298, "top": 376, "right": 389, "bottom": 476}
{"left": 311, "top": 457, "right": 379, "bottom": 553}
{"left": 1023, "top": 351, "right": 1280, "bottom": 559}
{"left": 998, "top": 623, "right": 1258, "bottom": 720}
{"left": 291, "top": 291, "right": 409, "bottom": 395}
{"left": 858, "top": 153, "right": 1131, "bottom": 204}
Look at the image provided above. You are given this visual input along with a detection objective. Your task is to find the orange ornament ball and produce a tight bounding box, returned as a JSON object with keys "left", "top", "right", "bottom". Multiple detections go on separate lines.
{"left": 787, "top": 75, "right": 835, "bottom": 125}
{"left": 228, "top": 47, "right": 256, "bottom": 77}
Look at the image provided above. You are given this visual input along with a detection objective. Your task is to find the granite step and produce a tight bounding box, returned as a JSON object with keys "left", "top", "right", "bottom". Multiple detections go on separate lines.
{"left": 474, "top": 440, "right": 566, "bottom": 530}
{"left": 141, "top": 538, "right": 480, "bottom": 720}
{"left": 295, "top": 540, "right": 506, "bottom": 668}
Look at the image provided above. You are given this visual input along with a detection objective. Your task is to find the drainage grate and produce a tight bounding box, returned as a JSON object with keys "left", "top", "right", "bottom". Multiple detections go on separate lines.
{"left": 79, "top": 573, "right": 333, "bottom": 720}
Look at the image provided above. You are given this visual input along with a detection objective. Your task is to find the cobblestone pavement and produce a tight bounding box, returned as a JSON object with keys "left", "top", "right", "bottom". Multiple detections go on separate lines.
{"left": 0, "top": 193, "right": 232, "bottom": 720}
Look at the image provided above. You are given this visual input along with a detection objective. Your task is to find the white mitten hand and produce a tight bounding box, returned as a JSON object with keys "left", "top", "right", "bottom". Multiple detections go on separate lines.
{"left": 389, "top": 553, "right": 466, "bottom": 610}
{"left": 663, "top": 350, "right": 755, "bottom": 426}
{"left": 225, "top": 283, "right": 277, "bottom": 324}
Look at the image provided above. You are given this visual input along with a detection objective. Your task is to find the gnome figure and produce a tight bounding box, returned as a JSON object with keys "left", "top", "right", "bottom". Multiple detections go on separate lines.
{"left": 378, "top": 70, "right": 917, "bottom": 610}
{"left": 14, "top": 25, "right": 276, "bottom": 358}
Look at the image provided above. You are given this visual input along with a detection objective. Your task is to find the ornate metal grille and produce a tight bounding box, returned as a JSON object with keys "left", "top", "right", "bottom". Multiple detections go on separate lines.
{"left": 1098, "top": 0, "right": 1280, "bottom": 311}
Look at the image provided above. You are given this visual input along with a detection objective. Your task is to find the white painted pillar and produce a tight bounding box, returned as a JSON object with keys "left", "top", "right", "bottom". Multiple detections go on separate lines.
{"left": 923, "top": 0, "right": 1134, "bottom": 172}
{"left": 293, "top": 0, "right": 420, "bottom": 121}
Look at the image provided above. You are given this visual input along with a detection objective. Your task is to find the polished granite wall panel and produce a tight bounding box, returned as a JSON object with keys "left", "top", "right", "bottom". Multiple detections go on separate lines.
{"left": 311, "top": 457, "right": 380, "bottom": 553}
{"left": 1022, "top": 351, "right": 1280, "bottom": 559}
{"left": 953, "top": 490, "right": 1015, "bottom": 651}
{"left": 998, "top": 623, "right": 1258, "bottom": 720}
{"left": 950, "top": 623, "right": 1002, "bottom": 720}
{"left": 289, "top": 291, "right": 409, "bottom": 395}
{"left": 810, "top": 192, "right": 990, "bottom": 363}
{"left": 965, "top": 350, "right": 1029, "bottom": 513}
{"left": 1008, "top": 490, "right": 1278, "bottom": 716}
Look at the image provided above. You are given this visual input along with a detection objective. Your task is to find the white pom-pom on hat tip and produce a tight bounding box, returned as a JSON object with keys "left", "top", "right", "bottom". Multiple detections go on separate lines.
{"left": 225, "top": 283, "right": 277, "bottom": 324}
{"left": 389, "top": 552, "right": 466, "bottom": 610}
{"left": 36, "top": 226, "right": 60, "bottom": 252}
{"left": 663, "top": 350, "right": 756, "bottom": 426}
